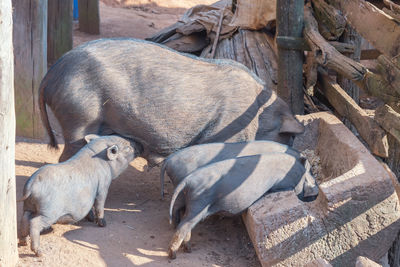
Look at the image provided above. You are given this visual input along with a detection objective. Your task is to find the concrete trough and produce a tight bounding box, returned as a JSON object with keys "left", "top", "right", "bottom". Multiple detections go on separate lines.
{"left": 243, "top": 112, "right": 400, "bottom": 267}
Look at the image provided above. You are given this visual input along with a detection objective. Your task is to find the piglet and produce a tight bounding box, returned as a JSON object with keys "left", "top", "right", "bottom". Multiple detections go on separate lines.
{"left": 160, "top": 141, "right": 301, "bottom": 226}
{"left": 18, "top": 134, "right": 140, "bottom": 257}
{"left": 167, "top": 153, "right": 318, "bottom": 259}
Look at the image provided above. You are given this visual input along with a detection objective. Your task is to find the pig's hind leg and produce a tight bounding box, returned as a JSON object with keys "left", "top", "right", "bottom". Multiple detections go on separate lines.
{"left": 30, "top": 215, "right": 56, "bottom": 257}
{"left": 168, "top": 206, "right": 209, "bottom": 259}
{"left": 18, "top": 211, "right": 32, "bottom": 246}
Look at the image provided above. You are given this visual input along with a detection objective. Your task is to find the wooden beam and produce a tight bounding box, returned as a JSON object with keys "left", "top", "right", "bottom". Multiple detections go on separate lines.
{"left": 47, "top": 0, "right": 73, "bottom": 65}
{"left": 0, "top": 0, "right": 18, "bottom": 266}
{"left": 78, "top": 0, "right": 100, "bottom": 35}
{"left": 375, "top": 104, "right": 400, "bottom": 143}
{"left": 383, "top": 0, "right": 400, "bottom": 14}
{"left": 311, "top": 0, "right": 346, "bottom": 40}
{"left": 318, "top": 73, "right": 389, "bottom": 157}
{"left": 276, "top": 36, "right": 355, "bottom": 53}
{"left": 304, "top": 3, "right": 400, "bottom": 104}
{"left": 337, "top": 25, "right": 361, "bottom": 130}
{"left": 12, "top": 0, "right": 47, "bottom": 138}
{"left": 327, "top": 0, "right": 400, "bottom": 68}
{"left": 377, "top": 55, "right": 400, "bottom": 95}
{"left": 361, "top": 49, "right": 381, "bottom": 60}
{"left": 276, "top": 0, "right": 304, "bottom": 114}
{"left": 383, "top": 8, "right": 400, "bottom": 23}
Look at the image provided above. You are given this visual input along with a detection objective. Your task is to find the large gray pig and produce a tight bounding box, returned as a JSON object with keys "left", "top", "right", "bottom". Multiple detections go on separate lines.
{"left": 167, "top": 153, "right": 319, "bottom": 259}
{"left": 160, "top": 140, "right": 302, "bottom": 226}
{"left": 39, "top": 38, "right": 304, "bottom": 164}
{"left": 18, "top": 135, "right": 139, "bottom": 257}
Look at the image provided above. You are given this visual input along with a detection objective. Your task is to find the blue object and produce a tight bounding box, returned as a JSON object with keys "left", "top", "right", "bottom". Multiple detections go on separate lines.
{"left": 73, "top": 0, "right": 79, "bottom": 20}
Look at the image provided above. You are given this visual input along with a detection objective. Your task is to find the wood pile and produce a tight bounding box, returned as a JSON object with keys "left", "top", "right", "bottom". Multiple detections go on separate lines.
{"left": 148, "top": 0, "right": 400, "bottom": 162}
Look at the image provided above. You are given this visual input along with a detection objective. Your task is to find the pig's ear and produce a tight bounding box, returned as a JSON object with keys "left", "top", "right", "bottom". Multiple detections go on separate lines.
{"left": 279, "top": 116, "right": 305, "bottom": 134}
{"left": 107, "top": 145, "right": 119, "bottom": 161}
{"left": 84, "top": 134, "right": 100, "bottom": 144}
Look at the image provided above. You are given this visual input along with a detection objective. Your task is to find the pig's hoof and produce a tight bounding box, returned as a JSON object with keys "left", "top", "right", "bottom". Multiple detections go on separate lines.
{"left": 18, "top": 239, "right": 27, "bottom": 247}
{"left": 183, "top": 243, "right": 192, "bottom": 253}
{"left": 35, "top": 250, "right": 43, "bottom": 257}
{"left": 97, "top": 218, "right": 106, "bottom": 227}
{"left": 168, "top": 249, "right": 176, "bottom": 259}
{"left": 86, "top": 210, "right": 95, "bottom": 223}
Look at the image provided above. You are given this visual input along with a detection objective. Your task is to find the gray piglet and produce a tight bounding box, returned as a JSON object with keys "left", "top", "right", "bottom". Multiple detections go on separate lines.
{"left": 167, "top": 153, "right": 318, "bottom": 259}
{"left": 18, "top": 134, "right": 140, "bottom": 257}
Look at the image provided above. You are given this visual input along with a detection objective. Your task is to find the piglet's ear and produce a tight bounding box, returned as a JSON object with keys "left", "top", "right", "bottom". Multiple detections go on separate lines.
{"left": 107, "top": 145, "right": 119, "bottom": 161}
{"left": 279, "top": 116, "right": 305, "bottom": 134}
{"left": 84, "top": 134, "right": 100, "bottom": 144}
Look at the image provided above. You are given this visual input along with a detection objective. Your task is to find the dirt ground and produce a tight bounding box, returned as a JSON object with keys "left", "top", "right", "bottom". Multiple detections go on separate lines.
{"left": 16, "top": 1, "right": 260, "bottom": 266}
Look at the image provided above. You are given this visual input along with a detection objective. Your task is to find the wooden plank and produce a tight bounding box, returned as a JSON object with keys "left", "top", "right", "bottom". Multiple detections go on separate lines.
{"left": 327, "top": 0, "right": 400, "bottom": 68}
{"left": 12, "top": 0, "right": 47, "bottom": 138}
{"left": 47, "top": 0, "right": 73, "bottom": 65}
{"left": 361, "top": 49, "right": 381, "bottom": 60}
{"left": 304, "top": 3, "right": 400, "bottom": 104}
{"left": 337, "top": 25, "right": 361, "bottom": 130}
{"left": 0, "top": 0, "right": 18, "bottom": 266}
{"left": 318, "top": 73, "right": 389, "bottom": 157}
{"left": 383, "top": 8, "right": 400, "bottom": 23}
{"left": 377, "top": 55, "right": 400, "bottom": 95}
{"left": 78, "top": 0, "right": 100, "bottom": 34}
{"left": 276, "top": 0, "right": 304, "bottom": 114}
{"left": 383, "top": 0, "right": 400, "bottom": 13}
{"left": 312, "top": 0, "right": 346, "bottom": 40}
{"left": 275, "top": 36, "right": 355, "bottom": 53}
{"left": 375, "top": 104, "right": 400, "bottom": 143}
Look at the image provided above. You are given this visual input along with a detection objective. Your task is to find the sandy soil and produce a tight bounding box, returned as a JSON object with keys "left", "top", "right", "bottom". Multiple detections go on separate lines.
{"left": 16, "top": 139, "right": 258, "bottom": 267}
{"left": 16, "top": 1, "right": 260, "bottom": 266}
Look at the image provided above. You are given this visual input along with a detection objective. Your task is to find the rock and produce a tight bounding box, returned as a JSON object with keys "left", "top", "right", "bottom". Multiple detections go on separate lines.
{"left": 305, "top": 258, "right": 333, "bottom": 267}
{"left": 243, "top": 112, "right": 400, "bottom": 267}
{"left": 355, "top": 256, "right": 382, "bottom": 267}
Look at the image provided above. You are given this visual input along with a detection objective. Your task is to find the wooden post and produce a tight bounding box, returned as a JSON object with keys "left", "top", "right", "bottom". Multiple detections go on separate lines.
{"left": 276, "top": 0, "right": 304, "bottom": 114}
{"left": 0, "top": 0, "right": 18, "bottom": 266}
{"left": 48, "top": 0, "right": 73, "bottom": 65}
{"left": 12, "top": 0, "right": 47, "bottom": 138}
{"left": 337, "top": 25, "right": 361, "bottom": 130}
{"left": 78, "top": 0, "right": 100, "bottom": 34}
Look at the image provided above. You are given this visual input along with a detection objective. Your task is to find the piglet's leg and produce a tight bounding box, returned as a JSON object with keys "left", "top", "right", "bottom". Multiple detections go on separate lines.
{"left": 168, "top": 207, "right": 209, "bottom": 259}
{"left": 183, "top": 231, "right": 192, "bottom": 253}
{"left": 19, "top": 211, "right": 32, "bottom": 246}
{"left": 94, "top": 192, "right": 108, "bottom": 227}
{"left": 30, "top": 215, "right": 54, "bottom": 257}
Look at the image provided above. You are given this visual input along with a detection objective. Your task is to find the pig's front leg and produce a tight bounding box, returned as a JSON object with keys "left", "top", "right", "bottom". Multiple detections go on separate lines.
{"left": 94, "top": 192, "right": 108, "bottom": 227}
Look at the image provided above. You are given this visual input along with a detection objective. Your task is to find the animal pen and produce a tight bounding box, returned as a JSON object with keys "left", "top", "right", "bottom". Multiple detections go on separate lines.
{"left": 2, "top": 0, "right": 400, "bottom": 266}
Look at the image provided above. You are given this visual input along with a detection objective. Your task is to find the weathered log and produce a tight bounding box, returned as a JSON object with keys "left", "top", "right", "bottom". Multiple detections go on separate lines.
{"left": 12, "top": 0, "right": 47, "bottom": 138}
{"left": 375, "top": 104, "right": 400, "bottom": 143}
{"left": 311, "top": 0, "right": 346, "bottom": 40}
{"left": 304, "top": 3, "right": 400, "bottom": 104}
{"left": 201, "top": 29, "right": 278, "bottom": 91}
{"left": 276, "top": 0, "right": 304, "bottom": 114}
{"left": 327, "top": 0, "right": 400, "bottom": 68}
{"left": 383, "top": 7, "right": 400, "bottom": 24}
{"left": 361, "top": 49, "right": 381, "bottom": 60}
{"left": 383, "top": 0, "right": 400, "bottom": 14}
{"left": 78, "top": 0, "right": 100, "bottom": 34}
{"left": 47, "top": 0, "right": 73, "bottom": 65}
{"left": 304, "top": 4, "right": 366, "bottom": 80}
{"left": 337, "top": 25, "right": 361, "bottom": 103}
{"left": 318, "top": 73, "right": 389, "bottom": 157}
{"left": 337, "top": 25, "right": 361, "bottom": 130}
{"left": 377, "top": 55, "right": 400, "bottom": 95}
{"left": 275, "top": 36, "right": 355, "bottom": 53}
{"left": 0, "top": 0, "right": 18, "bottom": 266}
